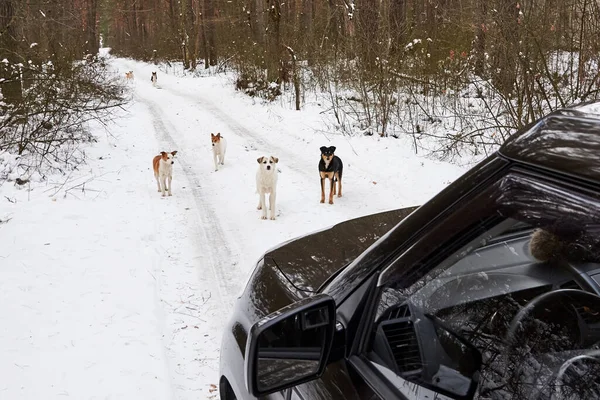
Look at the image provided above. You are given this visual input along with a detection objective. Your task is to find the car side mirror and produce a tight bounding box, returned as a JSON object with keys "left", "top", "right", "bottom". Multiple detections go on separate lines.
{"left": 244, "top": 294, "right": 336, "bottom": 397}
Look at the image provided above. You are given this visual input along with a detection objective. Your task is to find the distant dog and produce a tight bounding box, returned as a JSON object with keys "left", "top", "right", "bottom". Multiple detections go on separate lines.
{"left": 211, "top": 133, "right": 227, "bottom": 171}
{"left": 318, "top": 146, "right": 343, "bottom": 204}
{"left": 151, "top": 71, "right": 157, "bottom": 87}
{"left": 256, "top": 156, "right": 279, "bottom": 220}
{"left": 125, "top": 71, "right": 134, "bottom": 80}
{"left": 152, "top": 151, "right": 177, "bottom": 197}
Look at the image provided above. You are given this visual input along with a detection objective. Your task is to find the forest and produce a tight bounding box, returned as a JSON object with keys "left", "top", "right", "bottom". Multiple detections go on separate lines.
{"left": 1, "top": 0, "right": 600, "bottom": 165}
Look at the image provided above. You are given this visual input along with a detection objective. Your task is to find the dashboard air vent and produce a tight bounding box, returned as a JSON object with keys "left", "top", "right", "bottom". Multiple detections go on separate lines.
{"left": 381, "top": 319, "right": 422, "bottom": 374}
{"left": 386, "top": 303, "right": 411, "bottom": 320}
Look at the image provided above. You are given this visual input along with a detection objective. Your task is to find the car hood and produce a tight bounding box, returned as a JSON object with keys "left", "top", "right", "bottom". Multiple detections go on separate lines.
{"left": 263, "top": 206, "right": 419, "bottom": 295}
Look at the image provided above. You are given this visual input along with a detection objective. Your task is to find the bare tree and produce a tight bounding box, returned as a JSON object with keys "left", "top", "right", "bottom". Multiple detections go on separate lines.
{"left": 0, "top": 0, "right": 21, "bottom": 104}
{"left": 0, "top": 0, "right": 125, "bottom": 177}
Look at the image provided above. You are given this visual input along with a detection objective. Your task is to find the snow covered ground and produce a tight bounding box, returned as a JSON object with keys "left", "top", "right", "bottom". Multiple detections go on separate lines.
{"left": 0, "top": 51, "right": 468, "bottom": 399}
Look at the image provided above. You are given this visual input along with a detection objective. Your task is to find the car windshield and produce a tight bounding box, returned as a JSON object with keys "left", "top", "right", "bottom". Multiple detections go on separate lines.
{"left": 371, "top": 219, "right": 600, "bottom": 399}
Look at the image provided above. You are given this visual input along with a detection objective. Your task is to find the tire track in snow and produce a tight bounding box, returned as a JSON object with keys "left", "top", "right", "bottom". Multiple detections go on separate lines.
{"left": 117, "top": 60, "right": 378, "bottom": 193}
{"left": 158, "top": 85, "right": 312, "bottom": 177}
{"left": 140, "top": 96, "right": 240, "bottom": 306}
{"left": 133, "top": 97, "right": 233, "bottom": 399}
{"left": 158, "top": 84, "right": 383, "bottom": 189}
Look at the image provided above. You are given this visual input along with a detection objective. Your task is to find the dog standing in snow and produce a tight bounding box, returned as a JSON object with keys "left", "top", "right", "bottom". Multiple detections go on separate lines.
{"left": 152, "top": 151, "right": 177, "bottom": 197}
{"left": 318, "top": 146, "right": 343, "bottom": 204}
{"left": 256, "top": 156, "right": 279, "bottom": 220}
{"left": 211, "top": 133, "right": 227, "bottom": 171}
{"left": 125, "top": 71, "right": 134, "bottom": 80}
{"left": 151, "top": 71, "right": 158, "bottom": 87}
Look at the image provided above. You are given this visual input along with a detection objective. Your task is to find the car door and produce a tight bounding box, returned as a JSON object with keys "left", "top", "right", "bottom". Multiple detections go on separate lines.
{"left": 345, "top": 168, "right": 600, "bottom": 399}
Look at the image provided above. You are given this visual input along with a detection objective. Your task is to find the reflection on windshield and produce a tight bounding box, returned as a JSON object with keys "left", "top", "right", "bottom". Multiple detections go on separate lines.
{"left": 375, "top": 220, "right": 600, "bottom": 399}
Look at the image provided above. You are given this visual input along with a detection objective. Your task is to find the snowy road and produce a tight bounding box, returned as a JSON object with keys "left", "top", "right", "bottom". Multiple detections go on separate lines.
{"left": 0, "top": 55, "right": 467, "bottom": 399}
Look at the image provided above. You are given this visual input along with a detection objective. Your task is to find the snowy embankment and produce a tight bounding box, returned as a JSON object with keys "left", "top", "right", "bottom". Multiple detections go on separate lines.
{"left": 0, "top": 51, "right": 467, "bottom": 399}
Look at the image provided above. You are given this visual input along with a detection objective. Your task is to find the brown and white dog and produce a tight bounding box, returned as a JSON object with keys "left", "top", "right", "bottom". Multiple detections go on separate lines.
{"left": 151, "top": 71, "right": 158, "bottom": 87}
{"left": 256, "top": 156, "right": 279, "bottom": 220}
{"left": 152, "top": 151, "right": 177, "bottom": 197}
{"left": 210, "top": 133, "right": 227, "bottom": 171}
{"left": 318, "top": 146, "right": 343, "bottom": 204}
{"left": 125, "top": 71, "right": 134, "bottom": 80}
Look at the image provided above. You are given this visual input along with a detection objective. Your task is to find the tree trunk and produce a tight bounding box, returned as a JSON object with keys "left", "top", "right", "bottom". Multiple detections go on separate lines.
{"left": 0, "top": 0, "right": 22, "bottom": 104}
{"left": 266, "top": 0, "right": 281, "bottom": 81}
{"left": 251, "top": 0, "right": 266, "bottom": 46}
{"left": 85, "top": 0, "right": 99, "bottom": 55}
{"left": 205, "top": 0, "right": 217, "bottom": 66}
{"left": 301, "top": 0, "right": 313, "bottom": 64}
{"left": 473, "top": 0, "right": 488, "bottom": 76}
{"left": 389, "top": 0, "right": 406, "bottom": 54}
{"left": 183, "top": 0, "right": 198, "bottom": 69}
{"left": 285, "top": 45, "right": 301, "bottom": 110}
{"left": 198, "top": 0, "right": 209, "bottom": 68}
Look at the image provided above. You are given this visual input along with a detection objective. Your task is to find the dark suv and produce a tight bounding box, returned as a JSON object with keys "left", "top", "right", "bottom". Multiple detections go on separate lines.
{"left": 220, "top": 104, "right": 600, "bottom": 400}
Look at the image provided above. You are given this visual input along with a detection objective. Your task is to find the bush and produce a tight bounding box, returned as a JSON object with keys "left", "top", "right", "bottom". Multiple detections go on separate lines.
{"left": 234, "top": 72, "right": 281, "bottom": 101}
{"left": 0, "top": 53, "right": 127, "bottom": 177}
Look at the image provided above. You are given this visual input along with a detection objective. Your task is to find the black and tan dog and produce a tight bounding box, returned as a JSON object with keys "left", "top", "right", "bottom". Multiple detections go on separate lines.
{"left": 319, "top": 146, "right": 343, "bottom": 204}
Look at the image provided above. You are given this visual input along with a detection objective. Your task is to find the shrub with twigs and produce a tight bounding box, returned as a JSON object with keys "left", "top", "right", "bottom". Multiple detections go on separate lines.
{"left": 0, "top": 54, "right": 127, "bottom": 180}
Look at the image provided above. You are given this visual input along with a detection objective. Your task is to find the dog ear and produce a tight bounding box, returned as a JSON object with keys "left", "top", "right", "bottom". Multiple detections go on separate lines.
{"left": 171, "top": 151, "right": 178, "bottom": 156}
{"left": 320, "top": 146, "right": 327, "bottom": 153}
{"left": 216, "top": 133, "right": 221, "bottom": 138}
{"left": 271, "top": 156, "right": 279, "bottom": 163}
{"left": 211, "top": 133, "right": 215, "bottom": 138}
{"left": 160, "top": 151, "right": 167, "bottom": 156}
{"left": 257, "top": 157, "right": 264, "bottom": 163}
{"left": 329, "top": 146, "right": 336, "bottom": 153}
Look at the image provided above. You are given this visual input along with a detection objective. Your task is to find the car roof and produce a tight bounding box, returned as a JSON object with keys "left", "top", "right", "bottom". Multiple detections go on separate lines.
{"left": 499, "top": 102, "right": 600, "bottom": 185}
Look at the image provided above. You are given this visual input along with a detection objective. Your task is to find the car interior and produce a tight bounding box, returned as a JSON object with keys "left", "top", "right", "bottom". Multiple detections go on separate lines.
{"left": 367, "top": 219, "right": 600, "bottom": 399}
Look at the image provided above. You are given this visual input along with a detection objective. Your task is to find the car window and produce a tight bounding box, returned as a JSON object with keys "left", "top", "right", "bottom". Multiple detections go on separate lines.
{"left": 367, "top": 173, "right": 600, "bottom": 399}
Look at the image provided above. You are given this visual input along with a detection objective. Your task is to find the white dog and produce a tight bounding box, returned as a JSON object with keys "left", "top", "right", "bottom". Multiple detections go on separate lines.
{"left": 151, "top": 71, "right": 157, "bottom": 87}
{"left": 211, "top": 133, "right": 227, "bottom": 171}
{"left": 256, "top": 156, "right": 279, "bottom": 220}
{"left": 153, "top": 151, "right": 177, "bottom": 196}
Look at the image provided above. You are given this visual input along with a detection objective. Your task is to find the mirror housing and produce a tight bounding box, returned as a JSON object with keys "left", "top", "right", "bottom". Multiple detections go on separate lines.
{"left": 244, "top": 294, "right": 336, "bottom": 396}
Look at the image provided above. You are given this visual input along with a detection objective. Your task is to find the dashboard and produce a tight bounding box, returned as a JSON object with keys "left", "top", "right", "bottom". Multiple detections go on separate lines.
{"left": 370, "top": 229, "right": 600, "bottom": 399}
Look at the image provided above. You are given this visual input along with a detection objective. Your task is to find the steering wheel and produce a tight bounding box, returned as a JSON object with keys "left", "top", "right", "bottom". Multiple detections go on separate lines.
{"left": 505, "top": 289, "right": 600, "bottom": 349}
{"left": 552, "top": 350, "right": 600, "bottom": 399}
{"left": 503, "top": 289, "right": 600, "bottom": 398}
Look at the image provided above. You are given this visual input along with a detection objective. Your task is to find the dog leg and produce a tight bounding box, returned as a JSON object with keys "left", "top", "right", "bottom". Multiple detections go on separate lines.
{"left": 155, "top": 174, "right": 161, "bottom": 192}
{"left": 269, "top": 192, "right": 276, "bottom": 220}
{"left": 213, "top": 153, "right": 219, "bottom": 171}
{"left": 338, "top": 177, "right": 342, "bottom": 197}
{"left": 160, "top": 176, "right": 167, "bottom": 197}
{"left": 320, "top": 178, "right": 325, "bottom": 203}
{"left": 329, "top": 178, "right": 334, "bottom": 205}
{"left": 167, "top": 175, "right": 172, "bottom": 196}
{"left": 332, "top": 178, "right": 337, "bottom": 196}
{"left": 260, "top": 193, "right": 267, "bottom": 219}
{"left": 220, "top": 153, "right": 225, "bottom": 165}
